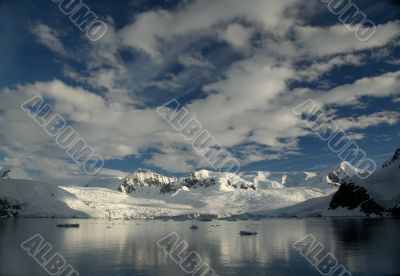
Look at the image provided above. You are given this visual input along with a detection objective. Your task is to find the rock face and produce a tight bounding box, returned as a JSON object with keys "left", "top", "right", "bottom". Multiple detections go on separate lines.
{"left": 118, "top": 169, "right": 179, "bottom": 193}
{"left": 329, "top": 148, "right": 400, "bottom": 217}
{"left": 182, "top": 170, "right": 256, "bottom": 191}
{"left": 118, "top": 169, "right": 256, "bottom": 194}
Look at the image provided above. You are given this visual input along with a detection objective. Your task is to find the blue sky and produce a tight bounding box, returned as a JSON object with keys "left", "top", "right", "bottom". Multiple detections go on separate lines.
{"left": 0, "top": 0, "right": 399, "bottom": 183}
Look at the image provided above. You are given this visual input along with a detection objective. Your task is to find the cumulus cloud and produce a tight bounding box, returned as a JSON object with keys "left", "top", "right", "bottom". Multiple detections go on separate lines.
{"left": 0, "top": 81, "right": 171, "bottom": 179}
{"left": 2, "top": 0, "right": 400, "bottom": 182}
{"left": 218, "top": 23, "right": 254, "bottom": 51}
{"left": 119, "top": 0, "right": 299, "bottom": 62}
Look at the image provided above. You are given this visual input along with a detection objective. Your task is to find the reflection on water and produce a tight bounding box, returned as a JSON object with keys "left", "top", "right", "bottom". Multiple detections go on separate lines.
{"left": 0, "top": 218, "right": 399, "bottom": 275}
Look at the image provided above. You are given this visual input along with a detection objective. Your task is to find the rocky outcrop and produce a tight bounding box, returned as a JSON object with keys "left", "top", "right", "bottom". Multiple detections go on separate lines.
{"left": 329, "top": 182, "right": 395, "bottom": 216}
{"left": 329, "top": 181, "right": 369, "bottom": 210}
{"left": 0, "top": 198, "right": 22, "bottom": 218}
{"left": 329, "top": 147, "right": 400, "bottom": 217}
{"left": 160, "top": 183, "right": 182, "bottom": 194}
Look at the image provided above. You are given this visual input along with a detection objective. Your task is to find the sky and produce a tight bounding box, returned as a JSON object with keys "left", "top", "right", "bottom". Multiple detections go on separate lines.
{"left": 0, "top": 0, "right": 399, "bottom": 184}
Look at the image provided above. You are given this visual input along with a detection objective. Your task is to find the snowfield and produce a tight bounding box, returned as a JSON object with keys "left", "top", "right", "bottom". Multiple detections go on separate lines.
{"left": 0, "top": 178, "right": 334, "bottom": 219}
{"left": 63, "top": 185, "right": 334, "bottom": 219}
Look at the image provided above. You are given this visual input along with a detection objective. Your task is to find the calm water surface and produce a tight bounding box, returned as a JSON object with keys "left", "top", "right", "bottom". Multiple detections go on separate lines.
{"left": 0, "top": 218, "right": 399, "bottom": 276}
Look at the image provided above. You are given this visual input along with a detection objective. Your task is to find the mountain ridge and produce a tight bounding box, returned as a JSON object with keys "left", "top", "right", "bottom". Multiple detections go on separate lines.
{"left": 118, "top": 161, "right": 369, "bottom": 194}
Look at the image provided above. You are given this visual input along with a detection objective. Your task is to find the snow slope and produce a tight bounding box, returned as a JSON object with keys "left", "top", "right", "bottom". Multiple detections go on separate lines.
{"left": 0, "top": 179, "right": 93, "bottom": 218}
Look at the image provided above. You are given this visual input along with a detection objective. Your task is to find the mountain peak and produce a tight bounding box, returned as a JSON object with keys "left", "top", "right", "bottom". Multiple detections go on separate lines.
{"left": 383, "top": 147, "right": 400, "bottom": 168}
{"left": 338, "top": 161, "right": 353, "bottom": 170}
{"left": 326, "top": 161, "right": 370, "bottom": 185}
{"left": 133, "top": 168, "right": 157, "bottom": 174}
{"left": 191, "top": 169, "right": 213, "bottom": 179}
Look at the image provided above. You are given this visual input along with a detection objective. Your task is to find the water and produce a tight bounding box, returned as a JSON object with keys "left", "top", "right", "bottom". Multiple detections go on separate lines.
{"left": 0, "top": 218, "right": 400, "bottom": 275}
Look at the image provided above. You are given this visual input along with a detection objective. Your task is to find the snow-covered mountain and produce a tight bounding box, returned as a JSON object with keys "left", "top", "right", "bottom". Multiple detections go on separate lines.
{"left": 239, "top": 162, "right": 366, "bottom": 189}
{"left": 323, "top": 161, "right": 371, "bottom": 185}
{"left": 118, "top": 169, "right": 258, "bottom": 194}
{"left": 0, "top": 160, "right": 380, "bottom": 219}
{"left": 182, "top": 170, "right": 256, "bottom": 191}
{"left": 253, "top": 149, "right": 400, "bottom": 218}
{"left": 329, "top": 147, "right": 400, "bottom": 216}
{"left": 118, "top": 162, "right": 368, "bottom": 194}
{"left": 118, "top": 169, "right": 180, "bottom": 194}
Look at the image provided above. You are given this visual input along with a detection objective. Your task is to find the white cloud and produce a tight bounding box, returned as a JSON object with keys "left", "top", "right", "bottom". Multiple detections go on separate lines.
{"left": 318, "top": 71, "right": 400, "bottom": 106}
{"left": 3, "top": 0, "right": 400, "bottom": 180}
{"left": 336, "top": 111, "right": 400, "bottom": 131}
{"left": 184, "top": 55, "right": 305, "bottom": 153}
{"left": 218, "top": 23, "right": 254, "bottom": 51}
{"left": 346, "top": 133, "right": 366, "bottom": 141}
{"left": 0, "top": 81, "right": 172, "bottom": 179}
{"left": 119, "top": 0, "right": 299, "bottom": 62}
{"left": 294, "top": 21, "right": 400, "bottom": 57}
{"left": 31, "top": 23, "right": 66, "bottom": 55}
{"left": 296, "top": 54, "right": 365, "bottom": 82}
{"left": 141, "top": 74, "right": 182, "bottom": 90}
{"left": 144, "top": 147, "right": 197, "bottom": 173}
